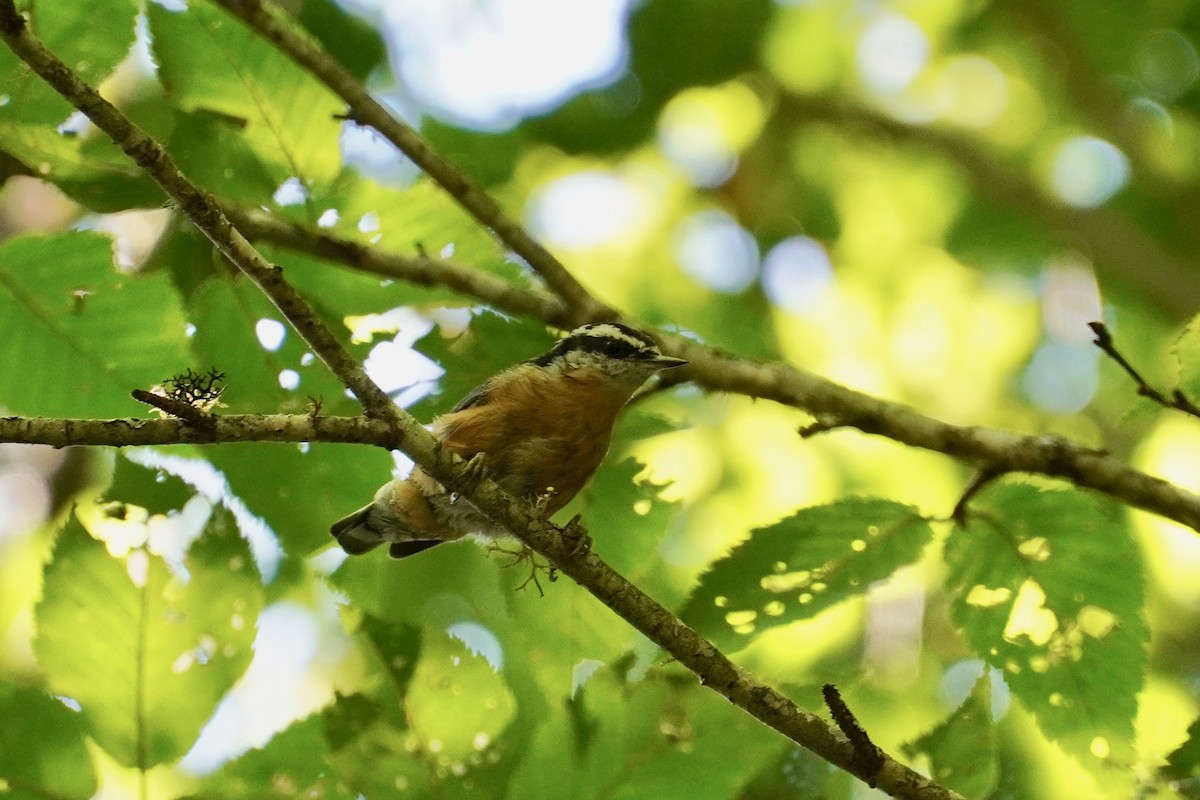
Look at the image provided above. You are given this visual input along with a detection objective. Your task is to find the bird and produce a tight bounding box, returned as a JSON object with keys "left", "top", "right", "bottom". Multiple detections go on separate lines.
{"left": 330, "top": 321, "right": 687, "bottom": 559}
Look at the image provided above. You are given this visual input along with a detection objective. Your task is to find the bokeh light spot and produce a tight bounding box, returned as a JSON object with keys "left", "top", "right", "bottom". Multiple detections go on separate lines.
{"left": 1048, "top": 136, "right": 1129, "bottom": 208}
{"left": 761, "top": 236, "right": 833, "bottom": 312}
{"left": 674, "top": 209, "right": 759, "bottom": 293}
{"left": 856, "top": 12, "right": 929, "bottom": 93}
{"left": 528, "top": 171, "right": 648, "bottom": 249}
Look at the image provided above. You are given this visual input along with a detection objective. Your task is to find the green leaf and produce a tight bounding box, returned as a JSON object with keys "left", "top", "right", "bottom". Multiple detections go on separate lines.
{"left": 903, "top": 672, "right": 998, "bottom": 800}
{"left": 148, "top": 2, "right": 343, "bottom": 188}
{"left": 524, "top": 0, "right": 771, "bottom": 153}
{"left": 0, "top": 681, "right": 98, "bottom": 800}
{"left": 167, "top": 109, "right": 280, "bottom": 206}
{"left": 34, "top": 509, "right": 263, "bottom": 767}
{"left": 404, "top": 630, "right": 517, "bottom": 763}
{"left": 330, "top": 177, "right": 513, "bottom": 268}
{"left": 208, "top": 441, "right": 391, "bottom": 557}
{"left": 0, "top": 232, "right": 191, "bottom": 417}
{"left": 0, "top": 123, "right": 163, "bottom": 211}
{"left": 508, "top": 668, "right": 782, "bottom": 800}
{"left": 1175, "top": 314, "right": 1200, "bottom": 402}
{"left": 105, "top": 452, "right": 194, "bottom": 516}
{"left": 945, "top": 483, "right": 1147, "bottom": 771}
{"left": 185, "top": 276, "right": 356, "bottom": 414}
{"left": 181, "top": 713, "right": 357, "bottom": 800}
{"left": 0, "top": 0, "right": 137, "bottom": 124}
{"left": 330, "top": 537, "right": 508, "bottom": 626}
{"left": 577, "top": 455, "right": 678, "bottom": 578}
{"left": 321, "top": 692, "right": 386, "bottom": 751}
{"left": 359, "top": 615, "right": 422, "bottom": 695}
{"left": 679, "top": 498, "right": 933, "bottom": 651}
{"left": 422, "top": 119, "right": 520, "bottom": 187}
{"left": 1164, "top": 717, "right": 1200, "bottom": 781}
{"left": 295, "top": 0, "right": 387, "bottom": 82}
{"left": 255, "top": 242, "right": 470, "bottom": 317}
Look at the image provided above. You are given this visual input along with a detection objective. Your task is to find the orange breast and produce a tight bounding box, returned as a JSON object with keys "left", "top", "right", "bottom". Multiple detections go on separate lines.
{"left": 433, "top": 367, "right": 628, "bottom": 511}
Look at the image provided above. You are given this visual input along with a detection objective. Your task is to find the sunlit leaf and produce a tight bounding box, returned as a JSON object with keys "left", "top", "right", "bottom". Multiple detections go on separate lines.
{"left": 0, "top": 0, "right": 137, "bottom": 125}
{"left": 185, "top": 276, "right": 356, "bottom": 414}
{"left": 406, "top": 630, "right": 516, "bottom": 763}
{"left": 577, "top": 454, "right": 678, "bottom": 578}
{"left": 945, "top": 483, "right": 1146, "bottom": 772}
{"left": 0, "top": 682, "right": 97, "bottom": 800}
{"left": 180, "top": 713, "right": 357, "bottom": 800}
{"left": 679, "top": 498, "right": 933, "bottom": 651}
{"left": 148, "top": 2, "right": 343, "bottom": 188}
{"left": 0, "top": 123, "right": 163, "bottom": 211}
{"left": 330, "top": 177, "right": 514, "bottom": 268}
{"left": 0, "top": 232, "right": 190, "bottom": 417}
{"left": 34, "top": 509, "right": 263, "bottom": 767}
{"left": 903, "top": 673, "right": 998, "bottom": 800}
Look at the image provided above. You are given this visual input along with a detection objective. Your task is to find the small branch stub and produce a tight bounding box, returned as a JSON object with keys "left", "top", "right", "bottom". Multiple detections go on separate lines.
{"left": 131, "top": 367, "right": 225, "bottom": 435}
{"left": 823, "top": 684, "right": 885, "bottom": 788}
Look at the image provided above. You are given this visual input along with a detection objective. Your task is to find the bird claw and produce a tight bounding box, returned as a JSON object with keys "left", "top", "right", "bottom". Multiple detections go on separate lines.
{"left": 450, "top": 453, "right": 488, "bottom": 502}
{"left": 561, "top": 513, "right": 591, "bottom": 558}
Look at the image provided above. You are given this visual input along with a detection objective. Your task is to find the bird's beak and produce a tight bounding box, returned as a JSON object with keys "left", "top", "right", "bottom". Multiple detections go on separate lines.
{"left": 648, "top": 356, "right": 688, "bottom": 370}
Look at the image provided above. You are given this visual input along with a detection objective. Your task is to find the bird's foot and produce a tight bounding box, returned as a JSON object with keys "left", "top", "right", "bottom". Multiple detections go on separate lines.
{"left": 560, "top": 513, "right": 591, "bottom": 558}
{"left": 450, "top": 453, "right": 488, "bottom": 502}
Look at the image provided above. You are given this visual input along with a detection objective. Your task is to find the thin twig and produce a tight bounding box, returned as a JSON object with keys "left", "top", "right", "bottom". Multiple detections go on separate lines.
{"left": 210, "top": 0, "right": 613, "bottom": 325}
{"left": 950, "top": 466, "right": 1006, "bottom": 527}
{"left": 223, "top": 204, "right": 573, "bottom": 327}
{"left": 130, "top": 389, "right": 217, "bottom": 433}
{"left": 1088, "top": 321, "right": 1200, "bottom": 419}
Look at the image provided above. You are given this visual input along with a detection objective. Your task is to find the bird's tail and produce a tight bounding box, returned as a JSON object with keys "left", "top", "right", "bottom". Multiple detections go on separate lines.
{"left": 329, "top": 504, "right": 387, "bottom": 555}
{"left": 330, "top": 479, "right": 448, "bottom": 558}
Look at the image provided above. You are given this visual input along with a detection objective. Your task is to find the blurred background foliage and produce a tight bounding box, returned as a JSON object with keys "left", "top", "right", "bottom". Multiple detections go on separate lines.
{"left": 1, "top": 0, "right": 1200, "bottom": 798}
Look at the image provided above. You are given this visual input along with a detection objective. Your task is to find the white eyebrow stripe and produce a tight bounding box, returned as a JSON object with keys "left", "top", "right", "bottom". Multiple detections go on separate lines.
{"left": 572, "top": 324, "right": 654, "bottom": 351}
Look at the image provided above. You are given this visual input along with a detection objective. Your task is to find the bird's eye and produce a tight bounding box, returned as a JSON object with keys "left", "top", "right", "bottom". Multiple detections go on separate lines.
{"left": 602, "top": 339, "right": 637, "bottom": 358}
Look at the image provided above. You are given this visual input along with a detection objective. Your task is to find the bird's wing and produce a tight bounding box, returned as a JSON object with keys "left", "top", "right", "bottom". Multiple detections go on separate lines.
{"left": 449, "top": 375, "right": 497, "bottom": 412}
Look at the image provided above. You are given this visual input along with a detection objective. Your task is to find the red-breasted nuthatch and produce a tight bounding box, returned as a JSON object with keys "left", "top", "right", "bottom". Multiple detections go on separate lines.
{"left": 330, "top": 322, "right": 687, "bottom": 558}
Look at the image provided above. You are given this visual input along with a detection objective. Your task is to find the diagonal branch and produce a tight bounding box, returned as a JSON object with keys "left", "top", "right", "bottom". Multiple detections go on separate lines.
{"left": 209, "top": 0, "right": 613, "bottom": 325}
{"left": 0, "top": 9, "right": 960, "bottom": 797}
{"left": 230, "top": 205, "right": 1200, "bottom": 533}
{"left": 223, "top": 204, "right": 573, "bottom": 327}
